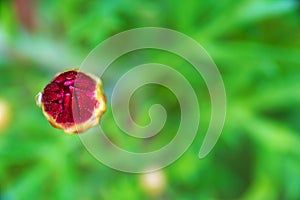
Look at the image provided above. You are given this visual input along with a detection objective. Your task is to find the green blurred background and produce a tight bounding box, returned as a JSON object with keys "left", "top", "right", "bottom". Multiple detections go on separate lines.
{"left": 1, "top": 0, "right": 300, "bottom": 199}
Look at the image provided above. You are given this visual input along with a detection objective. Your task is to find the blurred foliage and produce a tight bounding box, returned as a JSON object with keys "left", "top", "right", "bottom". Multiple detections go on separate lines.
{"left": 1, "top": 0, "right": 300, "bottom": 199}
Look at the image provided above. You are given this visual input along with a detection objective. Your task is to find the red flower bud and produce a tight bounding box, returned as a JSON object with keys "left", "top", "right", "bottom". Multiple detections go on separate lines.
{"left": 36, "top": 69, "right": 106, "bottom": 134}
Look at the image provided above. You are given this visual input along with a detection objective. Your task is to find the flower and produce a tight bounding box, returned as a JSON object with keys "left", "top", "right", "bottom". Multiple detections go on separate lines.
{"left": 0, "top": 98, "right": 11, "bottom": 133}
{"left": 140, "top": 170, "right": 166, "bottom": 196}
{"left": 36, "top": 69, "right": 106, "bottom": 134}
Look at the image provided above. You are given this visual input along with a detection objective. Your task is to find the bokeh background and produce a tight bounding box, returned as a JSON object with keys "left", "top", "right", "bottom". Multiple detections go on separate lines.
{"left": 1, "top": 0, "right": 300, "bottom": 199}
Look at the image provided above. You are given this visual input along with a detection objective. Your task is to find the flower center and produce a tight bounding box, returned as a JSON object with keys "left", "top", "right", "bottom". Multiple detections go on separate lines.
{"left": 42, "top": 70, "right": 97, "bottom": 126}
